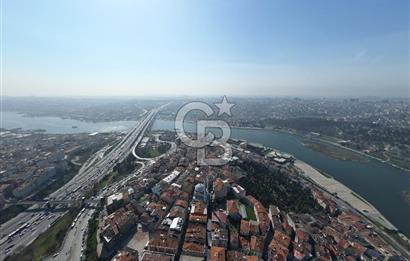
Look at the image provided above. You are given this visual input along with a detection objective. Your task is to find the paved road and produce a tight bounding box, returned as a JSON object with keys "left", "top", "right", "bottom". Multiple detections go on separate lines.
{"left": 48, "top": 110, "right": 175, "bottom": 261}
{"left": 46, "top": 208, "right": 94, "bottom": 261}
{"left": 131, "top": 133, "right": 176, "bottom": 163}
{"left": 295, "top": 160, "right": 396, "bottom": 230}
{"left": 294, "top": 160, "right": 410, "bottom": 259}
{"left": 0, "top": 105, "right": 165, "bottom": 260}
{"left": 48, "top": 148, "right": 161, "bottom": 261}
{"left": 0, "top": 211, "right": 64, "bottom": 258}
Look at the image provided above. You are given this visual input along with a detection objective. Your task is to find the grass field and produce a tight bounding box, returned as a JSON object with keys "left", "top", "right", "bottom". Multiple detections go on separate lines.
{"left": 303, "top": 140, "right": 368, "bottom": 162}
{"left": 6, "top": 208, "right": 80, "bottom": 261}
{"left": 245, "top": 205, "right": 257, "bottom": 221}
{"left": 98, "top": 171, "right": 119, "bottom": 190}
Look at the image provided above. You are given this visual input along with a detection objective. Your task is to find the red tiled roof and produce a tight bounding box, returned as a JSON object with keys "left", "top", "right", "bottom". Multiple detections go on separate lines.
{"left": 210, "top": 246, "right": 226, "bottom": 261}
{"left": 227, "top": 200, "right": 239, "bottom": 215}
{"left": 268, "top": 239, "right": 289, "bottom": 261}
{"left": 189, "top": 214, "right": 207, "bottom": 224}
{"left": 250, "top": 235, "right": 264, "bottom": 254}
{"left": 240, "top": 220, "right": 250, "bottom": 235}
{"left": 227, "top": 250, "right": 245, "bottom": 261}
{"left": 273, "top": 230, "right": 291, "bottom": 248}
{"left": 182, "top": 242, "right": 205, "bottom": 256}
{"left": 212, "top": 210, "right": 227, "bottom": 226}
{"left": 174, "top": 199, "right": 188, "bottom": 209}
{"left": 240, "top": 236, "right": 250, "bottom": 251}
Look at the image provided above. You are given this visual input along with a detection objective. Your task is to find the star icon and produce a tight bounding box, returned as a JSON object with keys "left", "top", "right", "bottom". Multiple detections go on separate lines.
{"left": 215, "top": 96, "right": 235, "bottom": 116}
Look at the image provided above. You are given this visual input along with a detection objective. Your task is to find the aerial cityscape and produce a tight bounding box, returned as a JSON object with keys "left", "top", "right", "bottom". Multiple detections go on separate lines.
{"left": 1, "top": 1, "right": 409, "bottom": 261}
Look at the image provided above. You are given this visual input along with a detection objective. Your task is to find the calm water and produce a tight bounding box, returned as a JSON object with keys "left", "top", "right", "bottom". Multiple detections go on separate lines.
{"left": 152, "top": 119, "right": 410, "bottom": 237}
{"left": 1, "top": 112, "right": 409, "bottom": 236}
{"left": 1, "top": 111, "right": 137, "bottom": 134}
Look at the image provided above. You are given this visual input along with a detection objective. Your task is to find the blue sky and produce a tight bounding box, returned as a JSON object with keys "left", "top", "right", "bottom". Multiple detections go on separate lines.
{"left": 2, "top": 0, "right": 409, "bottom": 97}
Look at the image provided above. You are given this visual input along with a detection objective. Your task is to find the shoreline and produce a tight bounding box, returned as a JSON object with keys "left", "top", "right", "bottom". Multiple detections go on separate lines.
{"left": 6, "top": 112, "right": 409, "bottom": 172}
{"left": 293, "top": 160, "right": 410, "bottom": 258}
{"left": 294, "top": 160, "right": 397, "bottom": 231}
{"left": 1, "top": 111, "right": 141, "bottom": 124}
{"left": 232, "top": 125, "right": 410, "bottom": 172}
{"left": 293, "top": 160, "right": 410, "bottom": 257}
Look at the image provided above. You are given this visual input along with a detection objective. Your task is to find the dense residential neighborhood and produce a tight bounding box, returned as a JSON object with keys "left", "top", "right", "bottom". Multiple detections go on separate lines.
{"left": 88, "top": 137, "right": 406, "bottom": 261}
{"left": 1, "top": 0, "right": 409, "bottom": 259}
{"left": 0, "top": 129, "right": 117, "bottom": 203}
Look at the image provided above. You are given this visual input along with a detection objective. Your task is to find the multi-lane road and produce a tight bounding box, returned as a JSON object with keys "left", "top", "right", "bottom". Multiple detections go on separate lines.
{"left": 0, "top": 106, "right": 164, "bottom": 260}
{"left": 46, "top": 207, "right": 95, "bottom": 261}
{"left": 49, "top": 163, "right": 148, "bottom": 261}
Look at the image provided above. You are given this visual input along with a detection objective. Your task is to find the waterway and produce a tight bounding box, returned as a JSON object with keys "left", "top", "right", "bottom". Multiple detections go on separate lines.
{"left": 151, "top": 119, "right": 410, "bottom": 237}
{"left": 1, "top": 111, "right": 137, "bottom": 134}
{"left": 1, "top": 112, "right": 409, "bottom": 237}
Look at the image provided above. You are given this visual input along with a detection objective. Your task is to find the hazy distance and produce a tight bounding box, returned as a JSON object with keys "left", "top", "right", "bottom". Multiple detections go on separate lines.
{"left": 2, "top": 0, "right": 409, "bottom": 97}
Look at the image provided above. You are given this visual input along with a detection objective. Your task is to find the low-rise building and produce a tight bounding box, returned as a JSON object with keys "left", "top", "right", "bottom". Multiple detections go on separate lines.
{"left": 210, "top": 226, "right": 228, "bottom": 248}
{"left": 268, "top": 239, "right": 289, "bottom": 261}
{"left": 239, "top": 236, "right": 250, "bottom": 253}
{"left": 240, "top": 220, "right": 250, "bottom": 237}
{"left": 111, "top": 248, "right": 139, "bottom": 261}
{"left": 146, "top": 232, "right": 179, "bottom": 255}
{"left": 182, "top": 242, "right": 205, "bottom": 257}
{"left": 101, "top": 208, "right": 137, "bottom": 248}
{"left": 227, "top": 250, "right": 245, "bottom": 261}
{"left": 213, "top": 178, "right": 229, "bottom": 200}
{"left": 185, "top": 223, "right": 207, "bottom": 245}
{"left": 250, "top": 236, "right": 264, "bottom": 257}
{"left": 107, "top": 192, "right": 128, "bottom": 214}
{"left": 210, "top": 246, "right": 226, "bottom": 261}
{"left": 227, "top": 200, "right": 242, "bottom": 222}
{"left": 140, "top": 251, "right": 174, "bottom": 261}
{"left": 13, "top": 166, "right": 57, "bottom": 198}
{"left": 231, "top": 183, "right": 246, "bottom": 198}
{"left": 229, "top": 227, "right": 240, "bottom": 249}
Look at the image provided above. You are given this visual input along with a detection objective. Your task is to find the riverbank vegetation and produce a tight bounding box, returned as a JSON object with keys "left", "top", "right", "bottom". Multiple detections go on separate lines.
{"left": 302, "top": 140, "right": 368, "bottom": 162}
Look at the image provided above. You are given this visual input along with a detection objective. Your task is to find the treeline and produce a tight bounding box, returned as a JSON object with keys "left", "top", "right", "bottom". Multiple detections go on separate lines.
{"left": 237, "top": 160, "right": 322, "bottom": 214}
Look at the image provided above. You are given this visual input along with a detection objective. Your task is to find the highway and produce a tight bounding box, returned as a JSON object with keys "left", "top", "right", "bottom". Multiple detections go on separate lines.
{"left": 46, "top": 208, "right": 95, "bottom": 261}
{"left": 48, "top": 107, "right": 172, "bottom": 261}
{"left": 48, "top": 164, "right": 148, "bottom": 261}
{"left": 0, "top": 106, "right": 164, "bottom": 260}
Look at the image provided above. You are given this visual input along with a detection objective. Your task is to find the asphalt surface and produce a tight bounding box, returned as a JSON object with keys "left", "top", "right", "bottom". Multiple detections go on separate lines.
{"left": 0, "top": 106, "right": 164, "bottom": 260}
{"left": 46, "top": 208, "right": 95, "bottom": 261}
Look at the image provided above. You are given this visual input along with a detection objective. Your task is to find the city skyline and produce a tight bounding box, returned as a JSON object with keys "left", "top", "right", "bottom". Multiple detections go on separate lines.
{"left": 1, "top": 1, "right": 409, "bottom": 260}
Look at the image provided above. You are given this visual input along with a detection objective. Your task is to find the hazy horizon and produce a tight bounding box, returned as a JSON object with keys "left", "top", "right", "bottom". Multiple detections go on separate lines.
{"left": 2, "top": 0, "right": 409, "bottom": 97}
{"left": 2, "top": 94, "right": 410, "bottom": 100}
